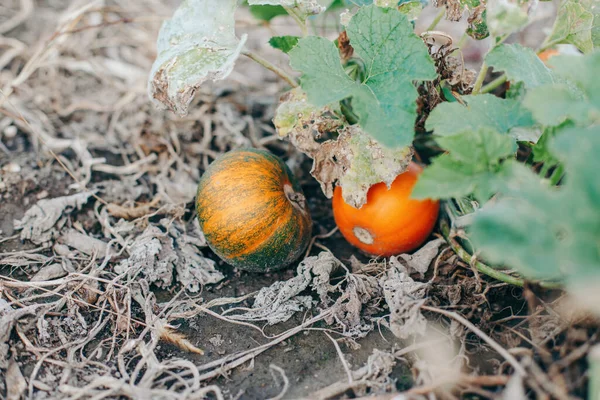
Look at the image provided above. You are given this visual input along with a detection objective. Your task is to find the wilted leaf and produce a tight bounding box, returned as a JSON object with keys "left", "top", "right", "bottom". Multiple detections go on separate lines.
{"left": 15, "top": 192, "right": 94, "bottom": 244}
{"left": 486, "top": 44, "right": 556, "bottom": 89}
{"left": 471, "top": 126, "right": 600, "bottom": 283}
{"left": 381, "top": 259, "right": 428, "bottom": 338}
{"left": 274, "top": 89, "right": 413, "bottom": 207}
{"left": 467, "top": 5, "right": 489, "bottom": 40}
{"left": 148, "top": 0, "right": 247, "bottom": 115}
{"left": 115, "top": 221, "right": 223, "bottom": 292}
{"left": 334, "top": 127, "right": 413, "bottom": 207}
{"left": 227, "top": 252, "right": 339, "bottom": 324}
{"left": 426, "top": 94, "right": 535, "bottom": 137}
{"left": 289, "top": 5, "right": 436, "bottom": 147}
{"left": 542, "top": 0, "right": 595, "bottom": 54}
{"left": 412, "top": 128, "right": 517, "bottom": 202}
{"left": 395, "top": 238, "right": 445, "bottom": 277}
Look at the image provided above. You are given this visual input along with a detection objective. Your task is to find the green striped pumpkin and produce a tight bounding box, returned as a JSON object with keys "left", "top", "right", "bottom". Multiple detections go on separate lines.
{"left": 196, "top": 148, "right": 312, "bottom": 272}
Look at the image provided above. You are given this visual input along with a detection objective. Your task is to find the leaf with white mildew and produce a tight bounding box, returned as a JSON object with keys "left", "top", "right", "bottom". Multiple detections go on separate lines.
{"left": 148, "top": 0, "right": 247, "bottom": 116}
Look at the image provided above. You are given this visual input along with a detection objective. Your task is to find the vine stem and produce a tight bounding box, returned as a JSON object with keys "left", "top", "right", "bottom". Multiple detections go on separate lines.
{"left": 426, "top": 8, "right": 446, "bottom": 31}
{"left": 283, "top": 6, "right": 308, "bottom": 36}
{"left": 589, "top": 345, "right": 600, "bottom": 400}
{"left": 242, "top": 51, "right": 298, "bottom": 88}
{"left": 480, "top": 74, "right": 507, "bottom": 94}
{"left": 472, "top": 61, "right": 488, "bottom": 94}
{"left": 472, "top": 34, "right": 510, "bottom": 94}
{"left": 439, "top": 216, "right": 562, "bottom": 289}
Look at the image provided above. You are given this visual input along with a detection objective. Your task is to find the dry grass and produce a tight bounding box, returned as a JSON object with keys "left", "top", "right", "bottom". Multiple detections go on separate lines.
{"left": 0, "top": 1, "right": 597, "bottom": 399}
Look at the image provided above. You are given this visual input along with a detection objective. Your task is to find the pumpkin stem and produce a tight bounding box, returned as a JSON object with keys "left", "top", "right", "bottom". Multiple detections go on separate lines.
{"left": 283, "top": 183, "right": 308, "bottom": 216}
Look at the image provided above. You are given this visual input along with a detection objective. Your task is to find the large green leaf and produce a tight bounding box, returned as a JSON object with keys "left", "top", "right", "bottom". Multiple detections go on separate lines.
{"left": 289, "top": 5, "right": 436, "bottom": 147}
{"left": 486, "top": 44, "right": 556, "bottom": 89}
{"left": 148, "top": 0, "right": 247, "bottom": 115}
{"left": 471, "top": 126, "right": 600, "bottom": 282}
{"left": 524, "top": 52, "right": 600, "bottom": 126}
{"left": 425, "top": 94, "right": 536, "bottom": 137}
{"left": 411, "top": 128, "right": 517, "bottom": 202}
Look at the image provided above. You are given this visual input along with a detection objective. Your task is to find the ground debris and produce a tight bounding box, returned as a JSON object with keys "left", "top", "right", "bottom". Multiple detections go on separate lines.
{"left": 381, "top": 262, "right": 429, "bottom": 339}
{"left": 14, "top": 192, "right": 94, "bottom": 244}
{"left": 115, "top": 219, "right": 223, "bottom": 292}
{"left": 227, "top": 252, "right": 340, "bottom": 324}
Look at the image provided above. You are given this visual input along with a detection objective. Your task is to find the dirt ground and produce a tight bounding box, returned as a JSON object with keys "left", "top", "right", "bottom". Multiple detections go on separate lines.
{"left": 1, "top": 1, "right": 597, "bottom": 399}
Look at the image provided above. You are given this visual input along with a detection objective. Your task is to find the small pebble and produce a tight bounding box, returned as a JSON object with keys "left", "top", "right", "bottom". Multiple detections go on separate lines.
{"left": 2, "top": 163, "right": 20, "bottom": 173}
{"left": 3, "top": 125, "right": 17, "bottom": 139}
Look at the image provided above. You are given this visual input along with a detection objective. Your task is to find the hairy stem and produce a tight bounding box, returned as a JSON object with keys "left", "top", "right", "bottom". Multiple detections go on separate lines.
{"left": 426, "top": 8, "right": 446, "bottom": 31}
{"left": 284, "top": 6, "right": 308, "bottom": 36}
{"left": 473, "top": 35, "right": 509, "bottom": 94}
{"left": 549, "top": 163, "right": 564, "bottom": 186}
{"left": 440, "top": 216, "right": 561, "bottom": 289}
{"left": 472, "top": 62, "right": 488, "bottom": 94}
{"left": 589, "top": 345, "right": 600, "bottom": 400}
{"left": 242, "top": 51, "right": 298, "bottom": 88}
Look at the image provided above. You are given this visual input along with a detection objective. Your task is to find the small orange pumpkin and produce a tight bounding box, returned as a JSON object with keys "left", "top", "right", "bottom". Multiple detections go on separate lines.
{"left": 196, "top": 148, "right": 312, "bottom": 272}
{"left": 538, "top": 49, "right": 559, "bottom": 63}
{"left": 332, "top": 163, "right": 439, "bottom": 257}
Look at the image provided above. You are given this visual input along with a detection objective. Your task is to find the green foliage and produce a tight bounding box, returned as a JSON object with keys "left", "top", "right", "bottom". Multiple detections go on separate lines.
{"left": 425, "top": 94, "right": 535, "bottom": 137}
{"left": 412, "top": 128, "right": 516, "bottom": 202}
{"left": 151, "top": 0, "right": 600, "bottom": 291}
{"left": 249, "top": 4, "right": 288, "bottom": 21}
{"left": 487, "top": 0, "right": 529, "bottom": 37}
{"left": 289, "top": 5, "right": 436, "bottom": 147}
{"left": 486, "top": 44, "right": 556, "bottom": 89}
{"left": 524, "top": 52, "right": 600, "bottom": 126}
{"left": 269, "top": 36, "right": 300, "bottom": 53}
{"left": 471, "top": 126, "right": 600, "bottom": 283}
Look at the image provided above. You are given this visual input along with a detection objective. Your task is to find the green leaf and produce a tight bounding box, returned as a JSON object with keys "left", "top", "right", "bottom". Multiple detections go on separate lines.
{"left": 523, "top": 52, "right": 600, "bottom": 126}
{"left": 269, "top": 36, "right": 300, "bottom": 53}
{"left": 249, "top": 0, "right": 326, "bottom": 19}
{"left": 541, "top": 0, "right": 595, "bottom": 54}
{"left": 148, "top": 0, "right": 247, "bottom": 116}
{"left": 471, "top": 126, "right": 600, "bottom": 282}
{"left": 411, "top": 128, "right": 517, "bottom": 202}
{"left": 249, "top": 4, "right": 288, "bottom": 21}
{"left": 290, "top": 37, "right": 357, "bottom": 106}
{"left": 426, "top": 94, "right": 536, "bottom": 137}
{"left": 397, "top": 1, "right": 423, "bottom": 20}
{"left": 486, "top": 44, "right": 556, "bottom": 89}
{"left": 289, "top": 5, "right": 436, "bottom": 147}
{"left": 487, "top": 0, "right": 530, "bottom": 37}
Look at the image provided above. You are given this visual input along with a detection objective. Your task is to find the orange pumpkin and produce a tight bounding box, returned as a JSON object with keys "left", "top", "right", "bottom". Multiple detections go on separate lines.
{"left": 196, "top": 148, "right": 312, "bottom": 272}
{"left": 332, "top": 163, "right": 439, "bottom": 257}
{"left": 538, "top": 49, "right": 559, "bottom": 63}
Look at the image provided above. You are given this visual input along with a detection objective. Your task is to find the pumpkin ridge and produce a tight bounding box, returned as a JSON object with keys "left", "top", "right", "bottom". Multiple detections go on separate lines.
{"left": 196, "top": 148, "right": 312, "bottom": 272}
